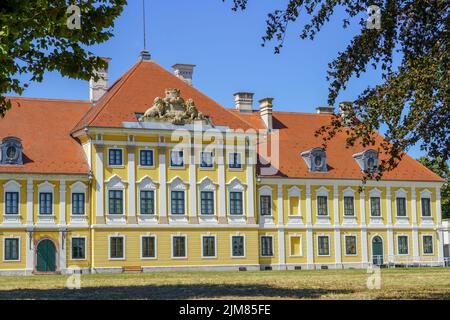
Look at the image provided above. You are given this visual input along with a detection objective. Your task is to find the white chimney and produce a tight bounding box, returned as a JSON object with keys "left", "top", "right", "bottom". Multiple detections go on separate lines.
{"left": 316, "top": 106, "right": 335, "bottom": 114}
{"left": 259, "top": 98, "right": 273, "bottom": 130}
{"left": 234, "top": 92, "right": 254, "bottom": 113}
{"left": 89, "top": 57, "right": 111, "bottom": 103}
{"left": 172, "top": 64, "right": 196, "bottom": 85}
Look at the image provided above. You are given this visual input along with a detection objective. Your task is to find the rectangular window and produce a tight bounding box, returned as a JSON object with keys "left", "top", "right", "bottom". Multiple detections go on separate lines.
{"left": 139, "top": 149, "right": 154, "bottom": 167}
{"left": 170, "top": 150, "right": 184, "bottom": 167}
{"left": 260, "top": 195, "right": 272, "bottom": 216}
{"left": 4, "top": 238, "right": 19, "bottom": 261}
{"left": 171, "top": 191, "right": 185, "bottom": 215}
{"left": 396, "top": 197, "right": 407, "bottom": 217}
{"left": 39, "top": 193, "right": 53, "bottom": 215}
{"left": 421, "top": 198, "right": 431, "bottom": 217}
{"left": 398, "top": 236, "right": 409, "bottom": 255}
{"left": 423, "top": 235, "right": 433, "bottom": 254}
{"left": 108, "top": 190, "right": 123, "bottom": 215}
{"left": 200, "top": 191, "right": 214, "bottom": 215}
{"left": 71, "top": 238, "right": 86, "bottom": 260}
{"left": 5, "top": 192, "right": 19, "bottom": 215}
{"left": 108, "top": 148, "right": 123, "bottom": 166}
{"left": 172, "top": 236, "right": 186, "bottom": 258}
{"left": 202, "top": 236, "right": 216, "bottom": 257}
{"left": 229, "top": 192, "right": 243, "bottom": 215}
{"left": 318, "top": 236, "right": 330, "bottom": 256}
{"left": 290, "top": 236, "right": 301, "bottom": 256}
{"left": 345, "top": 236, "right": 357, "bottom": 255}
{"left": 72, "top": 193, "right": 85, "bottom": 215}
{"left": 370, "top": 197, "right": 381, "bottom": 217}
{"left": 317, "top": 196, "right": 328, "bottom": 216}
{"left": 231, "top": 236, "right": 245, "bottom": 257}
{"left": 140, "top": 190, "right": 155, "bottom": 215}
{"left": 343, "top": 196, "right": 355, "bottom": 216}
{"left": 228, "top": 152, "right": 242, "bottom": 169}
{"left": 200, "top": 151, "right": 213, "bottom": 168}
{"left": 110, "top": 237, "right": 124, "bottom": 259}
{"left": 260, "top": 236, "right": 273, "bottom": 257}
{"left": 289, "top": 196, "right": 299, "bottom": 215}
{"left": 142, "top": 236, "right": 156, "bottom": 258}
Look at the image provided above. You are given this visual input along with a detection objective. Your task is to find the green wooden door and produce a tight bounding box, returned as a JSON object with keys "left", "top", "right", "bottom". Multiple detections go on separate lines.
{"left": 36, "top": 240, "right": 56, "bottom": 272}
{"left": 372, "top": 236, "right": 383, "bottom": 265}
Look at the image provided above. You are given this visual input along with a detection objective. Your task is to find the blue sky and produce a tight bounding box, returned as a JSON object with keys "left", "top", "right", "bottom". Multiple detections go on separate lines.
{"left": 15, "top": 0, "right": 424, "bottom": 158}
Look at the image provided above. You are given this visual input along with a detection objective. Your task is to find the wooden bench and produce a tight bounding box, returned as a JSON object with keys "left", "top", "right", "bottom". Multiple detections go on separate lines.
{"left": 122, "top": 266, "right": 142, "bottom": 273}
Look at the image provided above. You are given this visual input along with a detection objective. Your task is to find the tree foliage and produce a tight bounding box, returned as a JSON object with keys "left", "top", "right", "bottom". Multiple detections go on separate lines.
{"left": 225, "top": 0, "right": 449, "bottom": 177}
{"left": 418, "top": 156, "right": 450, "bottom": 218}
{"left": 0, "top": 0, "right": 126, "bottom": 115}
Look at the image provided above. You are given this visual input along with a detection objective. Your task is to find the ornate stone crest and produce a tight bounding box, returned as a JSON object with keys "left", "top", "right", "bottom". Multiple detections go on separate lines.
{"left": 139, "top": 88, "right": 211, "bottom": 125}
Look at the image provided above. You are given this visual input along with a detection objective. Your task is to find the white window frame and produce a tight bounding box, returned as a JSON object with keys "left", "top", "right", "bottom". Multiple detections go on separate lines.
{"left": 171, "top": 234, "right": 188, "bottom": 259}
{"left": 140, "top": 235, "right": 157, "bottom": 260}
{"left": 288, "top": 234, "right": 303, "bottom": 257}
{"left": 38, "top": 181, "right": 55, "bottom": 216}
{"left": 70, "top": 236, "right": 87, "bottom": 261}
{"left": 198, "top": 177, "right": 217, "bottom": 216}
{"left": 169, "top": 149, "right": 185, "bottom": 169}
{"left": 108, "top": 235, "right": 126, "bottom": 260}
{"left": 3, "top": 180, "right": 21, "bottom": 216}
{"left": 316, "top": 186, "right": 329, "bottom": 217}
{"left": 138, "top": 148, "right": 156, "bottom": 168}
{"left": 395, "top": 188, "right": 408, "bottom": 218}
{"left": 369, "top": 188, "right": 383, "bottom": 218}
{"left": 227, "top": 178, "right": 246, "bottom": 217}
{"left": 227, "top": 151, "right": 243, "bottom": 170}
{"left": 230, "top": 234, "right": 246, "bottom": 258}
{"left": 258, "top": 186, "right": 273, "bottom": 217}
{"left": 105, "top": 175, "right": 127, "bottom": 217}
{"left": 137, "top": 176, "right": 158, "bottom": 216}
{"left": 199, "top": 151, "right": 214, "bottom": 169}
{"left": 168, "top": 177, "right": 188, "bottom": 217}
{"left": 419, "top": 189, "right": 432, "bottom": 218}
{"left": 342, "top": 187, "right": 356, "bottom": 217}
{"left": 421, "top": 234, "right": 434, "bottom": 255}
{"left": 70, "top": 181, "right": 87, "bottom": 216}
{"left": 107, "top": 147, "right": 124, "bottom": 167}
{"left": 344, "top": 234, "right": 358, "bottom": 256}
{"left": 317, "top": 234, "right": 331, "bottom": 256}
{"left": 260, "top": 235, "right": 274, "bottom": 257}
{"left": 201, "top": 234, "right": 217, "bottom": 258}
{"left": 396, "top": 234, "right": 409, "bottom": 256}
{"left": 3, "top": 236, "right": 21, "bottom": 262}
{"left": 287, "top": 187, "right": 302, "bottom": 216}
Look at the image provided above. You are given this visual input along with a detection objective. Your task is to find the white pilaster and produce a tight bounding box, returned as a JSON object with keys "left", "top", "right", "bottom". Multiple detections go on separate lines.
{"left": 127, "top": 146, "right": 136, "bottom": 224}
{"left": 59, "top": 180, "right": 66, "bottom": 226}
{"left": 411, "top": 186, "right": 419, "bottom": 260}
{"left": 218, "top": 143, "right": 226, "bottom": 224}
{"left": 306, "top": 183, "right": 314, "bottom": 268}
{"left": 246, "top": 158, "right": 256, "bottom": 224}
{"left": 436, "top": 187, "right": 444, "bottom": 263}
{"left": 386, "top": 185, "right": 394, "bottom": 259}
{"left": 333, "top": 185, "right": 341, "bottom": 266}
{"left": 189, "top": 153, "right": 198, "bottom": 224}
{"left": 158, "top": 147, "right": 168, "bottom": 223}
{"left": 59, "top": 231, "right": 67, "bottom": 273}
{"left": 360, "top": 189, "right": 368, "bottom": 265}
{"left": 25, "top": 230, "right": 33, "bottom": 272}
{"left": 277, "top": 184, "right": 286, "bottom": 268}
{"left": 26, "top": 179, "right": 34, "bottom": 225}
{"left": 95, "top": 145, "right": 104, "bottom": 223}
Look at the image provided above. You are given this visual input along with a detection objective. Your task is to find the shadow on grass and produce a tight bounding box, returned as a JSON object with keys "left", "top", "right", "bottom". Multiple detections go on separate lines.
{"left": 0, "top": 283, "right": 353, "bottom": 300}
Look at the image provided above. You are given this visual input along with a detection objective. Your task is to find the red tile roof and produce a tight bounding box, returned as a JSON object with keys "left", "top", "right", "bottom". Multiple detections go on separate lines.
{"left": 72, "top": 60, "right": 252, "bottom": 133}
{"left": 0, "top": 97, "right": 91, "bottom": 175}
{"left": 231, "top": 110, "right": 445, "bottom": 182}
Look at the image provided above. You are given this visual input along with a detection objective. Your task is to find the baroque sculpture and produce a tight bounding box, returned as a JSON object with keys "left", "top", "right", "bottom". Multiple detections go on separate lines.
{"left": 139, "top": 88, "right": 211, "bottom": 125}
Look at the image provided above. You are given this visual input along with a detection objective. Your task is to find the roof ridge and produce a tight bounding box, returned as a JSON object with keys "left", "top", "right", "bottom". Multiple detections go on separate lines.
{"left": 7, "top": 96, "right": 91, "bottom": 104}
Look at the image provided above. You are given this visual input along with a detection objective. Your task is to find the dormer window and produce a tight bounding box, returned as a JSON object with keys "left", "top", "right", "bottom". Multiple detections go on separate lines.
{"left": 1, "top": 137, "right": 23, "bottom": 165}
{"left": 301, "top": 147, "right": 327, "bottom": 172}
{"left": 353, "top": 149, "right": 379, "bottom": 173}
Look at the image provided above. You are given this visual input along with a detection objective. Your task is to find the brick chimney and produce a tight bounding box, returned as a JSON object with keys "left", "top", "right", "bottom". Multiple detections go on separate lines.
{"left": 89, "top": 57, "right": 111, "bottom": 103}
{"left": 234, "top": 92, "right": 254, "bottom": 113}
{"left": 259, "top": 98, "right": 273, "bottom": 130}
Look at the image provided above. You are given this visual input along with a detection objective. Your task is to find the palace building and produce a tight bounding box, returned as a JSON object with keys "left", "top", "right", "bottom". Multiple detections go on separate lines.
{"left": 0, "top": 53, "right": 445, "bottom": 275}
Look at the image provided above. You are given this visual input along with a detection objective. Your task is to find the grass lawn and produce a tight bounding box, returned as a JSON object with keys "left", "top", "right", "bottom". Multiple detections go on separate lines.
{"left": 1, "top": 267, "right": 450, "bottom": 300}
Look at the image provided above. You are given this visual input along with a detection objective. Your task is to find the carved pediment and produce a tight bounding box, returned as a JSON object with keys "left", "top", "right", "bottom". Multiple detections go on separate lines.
{"left": 139, "top": 88, "right": 211, "bottom": 125}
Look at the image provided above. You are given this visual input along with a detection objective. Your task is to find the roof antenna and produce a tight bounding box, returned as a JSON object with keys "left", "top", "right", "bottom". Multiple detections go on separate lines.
{"left": 140, "top": 0, "right": 151, "bottom": 60}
